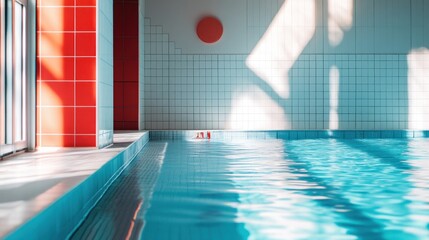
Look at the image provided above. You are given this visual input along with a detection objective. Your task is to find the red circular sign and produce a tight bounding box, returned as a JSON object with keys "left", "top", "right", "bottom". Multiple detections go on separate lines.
{"left": 196, "top": 16, "right": 223, "bottom": 44}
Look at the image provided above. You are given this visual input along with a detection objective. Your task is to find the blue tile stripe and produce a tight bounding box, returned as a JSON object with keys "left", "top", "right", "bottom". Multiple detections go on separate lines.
{"left": 149, "top": 130, "right": 429, "bottom": 141}
{"left": 5, "top": 132, "right": 150, "bottom": 240}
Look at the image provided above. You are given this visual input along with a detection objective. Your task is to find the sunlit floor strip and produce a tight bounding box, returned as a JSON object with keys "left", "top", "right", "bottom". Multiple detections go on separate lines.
{"left": 0, "top": 131, "right": 147, "bottom": 238}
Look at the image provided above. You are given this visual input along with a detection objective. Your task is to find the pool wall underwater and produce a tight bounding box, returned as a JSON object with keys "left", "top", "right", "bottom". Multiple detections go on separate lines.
{"left": 4, "top": 133, "right": 149, "bottom": 240}
{"left": 5, "top": 130, "right": 429, "bottom": 240}
{"left": 149, "top": 130, "right": 429, "bottom": 141}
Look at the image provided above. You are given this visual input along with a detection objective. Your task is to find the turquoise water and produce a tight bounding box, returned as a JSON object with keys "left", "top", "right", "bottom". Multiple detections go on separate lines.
{"left": 71, "top": 138, "right": 429, "bottom": 239}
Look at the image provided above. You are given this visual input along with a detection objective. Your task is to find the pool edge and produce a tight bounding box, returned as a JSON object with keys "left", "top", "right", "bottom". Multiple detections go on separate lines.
{"left": 4, "top": 132, "right": 150, "bottom": 240}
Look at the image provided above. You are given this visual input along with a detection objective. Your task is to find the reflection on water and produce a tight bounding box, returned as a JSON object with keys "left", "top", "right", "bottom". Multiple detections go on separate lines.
{"left": 72, "top": 138, "right": 429, "bottom": 240}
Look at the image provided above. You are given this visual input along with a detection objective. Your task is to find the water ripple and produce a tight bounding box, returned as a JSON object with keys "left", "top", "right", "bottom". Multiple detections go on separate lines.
{"left": 73, "top": 138, "right": 429, "bottom": 240}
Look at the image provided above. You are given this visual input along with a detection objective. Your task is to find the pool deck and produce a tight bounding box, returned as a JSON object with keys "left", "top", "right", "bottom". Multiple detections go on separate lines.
{"left": 0, "top": 131, "right": 148, "bottom": 239}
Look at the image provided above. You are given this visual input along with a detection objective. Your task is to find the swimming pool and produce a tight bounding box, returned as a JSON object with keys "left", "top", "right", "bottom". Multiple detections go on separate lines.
{"left": 71, "top": 137, "right": 429, "bottom": 239}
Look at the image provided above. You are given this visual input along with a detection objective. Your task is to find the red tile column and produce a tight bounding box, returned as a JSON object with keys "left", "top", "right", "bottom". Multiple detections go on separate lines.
{"left": 37, "top": 0, "right": 97, "bottom": 147}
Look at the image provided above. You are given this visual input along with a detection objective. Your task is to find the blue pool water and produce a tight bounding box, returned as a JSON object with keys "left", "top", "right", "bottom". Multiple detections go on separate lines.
{"left": 71, "top": 138, "right": 429, "bottom": 239}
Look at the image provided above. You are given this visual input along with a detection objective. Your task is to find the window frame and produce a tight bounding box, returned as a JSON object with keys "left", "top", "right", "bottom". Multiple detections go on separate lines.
{"left": 1, "top": 0, "right": 6, "bottom": 147}
{"left": 1, "top": 0, "right": 34, "bottom": 157}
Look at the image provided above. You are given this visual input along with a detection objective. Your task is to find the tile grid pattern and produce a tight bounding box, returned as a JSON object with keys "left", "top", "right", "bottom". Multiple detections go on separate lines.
{"left": 144, "top": 19, "right": 410, "bottom": 130}
{"left": 143, "top": 0, "right": 429, "bottom": 130}
{"left": 37, "top": 0, "right": 97, "bottom": 147}
{"left": 71, "top": 140, "right": 164, "bottom": 240}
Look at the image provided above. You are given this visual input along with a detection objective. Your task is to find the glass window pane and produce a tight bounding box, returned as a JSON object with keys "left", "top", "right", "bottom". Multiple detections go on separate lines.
{"left": 5, "top": 0, "right": 12, "bottom": 144}
{"left": 1, "top": 0, "right": 29, "bottom": 155}
{"left": 21, "top": 5, "right": 26, "bottom": 141}
{"left": 0, "top": 0, "right": 5, "bottom": 145}
{"left": 14, "top": 2, "right": 24, "bottom": 141}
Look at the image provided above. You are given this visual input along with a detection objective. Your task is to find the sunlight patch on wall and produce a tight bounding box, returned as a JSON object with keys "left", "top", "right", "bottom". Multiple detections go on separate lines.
{"left": 408, "top": 48, "right": 429, "bottom": 129}
{"left": 327, "top": 0, "right": 354, "bottom": 47}
{"left": 228, "top": 86, "right": 289, "bottom": 130}
{"left": 42, "top": 85, "right": 63, "bottom": 107}
{"left": 40, "top": 29, "right": 66, "bottom": 57}
{"left": 246, "top": 0, "right": 316, "bottom": 99}
{"left": 329, "top": 66, "right": 340, "bottom": 129}
{"left": 41, "top": 58, "right": 65, "bottom": 80}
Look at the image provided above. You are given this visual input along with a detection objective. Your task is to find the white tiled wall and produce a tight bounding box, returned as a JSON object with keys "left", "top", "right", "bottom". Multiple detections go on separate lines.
{"left": 143, "top": 0, "right": 429, "bottom": 130}
{"left": 98, "top": 0, "right": 114, "bottom": 147}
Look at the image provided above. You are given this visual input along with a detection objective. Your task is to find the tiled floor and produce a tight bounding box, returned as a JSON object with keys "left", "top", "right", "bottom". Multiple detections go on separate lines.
{"left": 0, "top": 131, "right": 146, "bottom": 238}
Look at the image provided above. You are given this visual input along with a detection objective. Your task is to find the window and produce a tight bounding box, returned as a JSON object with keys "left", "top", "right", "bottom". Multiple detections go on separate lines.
{"left": 1, "top": 0, "right": 29, "bottom": 157}
{"left": 1, "top": 0, "right": 5, "bottom": 146}
{"left": 14, "top": 2, "right": 26, "bottom": 141}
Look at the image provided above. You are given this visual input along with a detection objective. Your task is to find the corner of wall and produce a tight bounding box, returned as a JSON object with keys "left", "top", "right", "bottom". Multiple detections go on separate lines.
{"left": 139, "top": 0, "right": 146, "bottom": 130}
{"left": 97, "top": 0, "right": 114, "bottom": 148}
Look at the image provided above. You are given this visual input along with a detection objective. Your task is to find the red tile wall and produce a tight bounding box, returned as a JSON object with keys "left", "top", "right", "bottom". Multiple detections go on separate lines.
{"left": 37, "top": 0, "right": 97, "bottom": 147}
{"left": 114, "top": 0, "right": 139, "bottom": 130}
